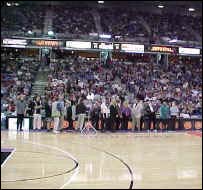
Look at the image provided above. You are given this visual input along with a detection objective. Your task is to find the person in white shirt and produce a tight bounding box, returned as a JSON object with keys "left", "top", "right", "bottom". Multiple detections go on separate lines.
{"left": 170, "top": 101, "right": 179, "bottom": 130}
{"left": 132, "top": 99, "right": 144, "bottom": 131}
{"left": 131, "top": 100, "right": 137, "bottom": 132}
{"left": 100, "top": 99, "right": 109, "bottom": 132}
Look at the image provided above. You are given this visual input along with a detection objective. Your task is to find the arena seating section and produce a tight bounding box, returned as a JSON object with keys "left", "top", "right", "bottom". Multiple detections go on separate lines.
{"left": 1, "top": 5, "right": 202, "bottom": 43}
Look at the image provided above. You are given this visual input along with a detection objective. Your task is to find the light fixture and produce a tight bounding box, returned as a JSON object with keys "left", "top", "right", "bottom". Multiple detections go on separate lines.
{"left": 15, "top": 2, "right": 19, "bottom": 6}
{"left": 188, "top": 8, "right": 195, "bottom": 12}
{"left": 28, "top": 30, "right": 33, "bottom": 34}
{"left": 169, "top": 39, "right": 178, "bottom": 43}
{"left": 48, "top": 30, "right": 54, "bottom": 36}
{"left": 158, "top": 5, "right": 164, "bottom": 8}
{"left": 98, "top": 1, "right": 104, "bottom": 4}
{"left": 99, "top": 34, "right": 111, "bottom": 39}
{"left": 6, "top": 2, "right": 11, "bottom": 6}
{"left": 115, "top": 36, "right": 121, "bottom": 38}
{"left": 89, "top": 32, "right": 98, "bottom": 36}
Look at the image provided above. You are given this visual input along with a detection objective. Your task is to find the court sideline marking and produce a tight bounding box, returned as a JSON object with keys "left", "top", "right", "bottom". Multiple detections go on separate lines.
{"left": 1, "top": 150, "right": 79, "bottom": 182}
{"left": 1, "top": 148, "right": 16, "bottom": 168}
{"left": 1, "top": 140, "right": 79, "bottom": 189}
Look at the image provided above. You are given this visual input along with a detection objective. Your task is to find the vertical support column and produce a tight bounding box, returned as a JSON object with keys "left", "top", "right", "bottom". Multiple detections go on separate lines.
{"left": 99, "top": 51, "right": 102, "bottom": 65}
{"left": 165, "top": 54, "right": 168, "bottom": 69}
{"left": 39, "top": 48, "right": 42, "bottom": 62}
{"left": 50, "top": 48, "right": 52, "bottom": 60}
{"left": 156, "top": 53, "right": 161, "bottom": 65}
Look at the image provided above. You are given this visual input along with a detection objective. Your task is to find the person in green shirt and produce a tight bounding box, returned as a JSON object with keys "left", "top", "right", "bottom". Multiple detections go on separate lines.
{"left": 159, "top": 100, "right": 170, "bottom": 131}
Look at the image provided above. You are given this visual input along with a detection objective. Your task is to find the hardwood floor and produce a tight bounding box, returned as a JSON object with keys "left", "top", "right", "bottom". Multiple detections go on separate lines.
{"left": 1, "top": 130, "right": 202, "bottom": 189}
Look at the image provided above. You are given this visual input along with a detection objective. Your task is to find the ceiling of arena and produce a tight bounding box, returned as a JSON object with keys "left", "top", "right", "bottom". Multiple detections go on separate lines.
{"left": 2, "top": 1, "right": 202, "bottom": 15}
{"left": 6, "top": 1, "right": 202, "bottom": 7}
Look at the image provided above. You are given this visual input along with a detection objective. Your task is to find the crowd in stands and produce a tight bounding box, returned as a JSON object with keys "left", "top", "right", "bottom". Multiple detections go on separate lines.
{"left": 98, "top": 8, "right": 202, "bottom": 42}
{"left": 45, "top": 54, "right": 202, "bottom": 116}
{"left": 142, "top": 12, "right": 202, "bottom": 42}
{"left": 99, "top": 8, "right": 149, "bottom": 39}
{"left": 1, "top": 52, "right": 40, "bottom": 115}
{"left": 1, "top": 5, "right": 45, "bottom": 35}
{"left": 52, "top": 6, "right": 96, "bottom": 35}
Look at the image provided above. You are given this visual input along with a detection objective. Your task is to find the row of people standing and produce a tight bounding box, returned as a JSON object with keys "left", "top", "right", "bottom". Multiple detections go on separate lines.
{"left": 25, "top": 95, "right": 86, "bottom": 132}
{"left": 98, "top": 98, "right": 145, "bottom": 132}
{"left": 16, "top": 94, "right": 180, "bottom": 132}
{"left": 91, "top": 98, "right": 180, "bottom": 132}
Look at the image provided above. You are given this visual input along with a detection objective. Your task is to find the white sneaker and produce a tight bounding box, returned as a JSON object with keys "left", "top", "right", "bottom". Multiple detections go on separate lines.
{"left": 53, "top": 130, "right": 60, "bottom": 134}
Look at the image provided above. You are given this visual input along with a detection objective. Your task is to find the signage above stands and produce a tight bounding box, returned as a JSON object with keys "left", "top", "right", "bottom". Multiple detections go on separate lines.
{"left": 31, "top": 40, "right": 63, "bottom": 47}
{"left": 1, "top": 38, "right": 201, "bottom": 56}
{"left": 121, "top": 44, "right": 144, "bottom": 53}
{"left": 66, "top": 41, "right": 91, "bottom": 49}
{"left": 99, "top": 42, "right": 113, "bottom": 50}
{"left": 150, "top": 45, "right": 178, "bottom": 54}
{"left": 3, "top": 39, "right": 27, "bottom": 45}
{"left": 91, "top": 42, "right": 113, "bottom": 50}
{"left": 179, "top": 47, "right": 200, "bottom": 55}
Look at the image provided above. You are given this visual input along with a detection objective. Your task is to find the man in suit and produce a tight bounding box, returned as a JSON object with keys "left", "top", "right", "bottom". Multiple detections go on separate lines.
{"left": 90, "top": 101, "right": 101, "bottom": 130}
{"left": 76, "top": 98, "right": 87, "bottom": 131}
{"left": 109, "top": 99, "right": 118, "bottom": 132}
{"left": 65, "top": 100, "right": 74, "bottom": 130}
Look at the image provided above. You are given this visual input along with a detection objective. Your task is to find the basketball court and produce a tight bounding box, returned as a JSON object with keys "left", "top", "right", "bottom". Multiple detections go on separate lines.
{"left": 1, "top": 130, "right": 202, "bottom": 189}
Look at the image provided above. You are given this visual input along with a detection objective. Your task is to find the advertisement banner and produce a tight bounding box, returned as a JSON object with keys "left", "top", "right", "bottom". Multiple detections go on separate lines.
{"left": 149, "top": 45, "right": 178, "bottom": 54}
{"left": 66, "top": 41, "right": 91, "bottom": 49}
{"left": 121, "top": 44, "right": 144, "bottom": 53}
{"left": 91, "top": 42, "right": 113, "bottom": 50}
{"left": 31, "top": 40, "right": 63, "bottom": 47}
{"left": 3, "top": 39, "right": 27, "bottom": 45}
{"left": 179, "top": 47, "right": 200, "bottom": 55}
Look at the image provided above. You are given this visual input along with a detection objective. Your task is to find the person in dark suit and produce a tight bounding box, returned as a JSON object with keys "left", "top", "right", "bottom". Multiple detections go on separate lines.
{"left": 26, "top": 98, "right": 35, "bottom": 117}
{"left": 44, "top": 98, "right": 52, "bottom": 132}
{"left": 143, "top": 100, "right": 152, "bottom": 131}
{"left": 115, "top": 100, "right": 121, "bottom": 130}
{"left": 109, "top": 99, "right": 118, "bottom": 132}
{"left": 148, "top": 100, "right": 157, "bottom": 131}
{"left": 76, "top": 98, "right": 87, "bottom": 131}
{"left": 65, "top": 100, "right": 74, "bottom": 130}
{"left": 90, "top": 101, "right": 101, "bottom": 130}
